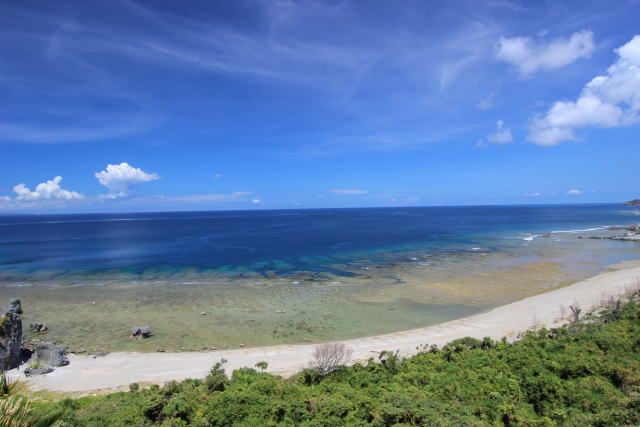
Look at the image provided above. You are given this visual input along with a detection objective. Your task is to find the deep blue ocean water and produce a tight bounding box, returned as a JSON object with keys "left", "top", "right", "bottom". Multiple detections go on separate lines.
{"left": 0, "top": 204, "right": 637, "bottom": 281}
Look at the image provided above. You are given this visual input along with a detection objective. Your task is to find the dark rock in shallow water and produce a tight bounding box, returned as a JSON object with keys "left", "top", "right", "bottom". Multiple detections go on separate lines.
{"left": 0, "top": 298, "right": 23, "bottom": 371}
{"left": 35, "top": 342, "right": 69, "bottom": 367}
{"left": 131, "top": 326, "right": 152, "bottom": 339}
{"left": 24, "top": 366, "right": 54, "bottom": 377}
{"left": 30, "top": 323, "right": 48, "bottom": 333}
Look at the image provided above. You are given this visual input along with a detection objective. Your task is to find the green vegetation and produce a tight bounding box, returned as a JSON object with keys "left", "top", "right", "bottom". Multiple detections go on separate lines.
{"left": 19, "top": 301, "right": 640, "bottom": 425}
{"left": 1, "top": 371, "right": 42, "bottom": 427}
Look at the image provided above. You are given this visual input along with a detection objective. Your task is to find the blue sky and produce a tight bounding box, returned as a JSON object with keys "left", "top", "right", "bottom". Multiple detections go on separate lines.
{"left": 1, "top": 0, "right": 639, "bottom": 213}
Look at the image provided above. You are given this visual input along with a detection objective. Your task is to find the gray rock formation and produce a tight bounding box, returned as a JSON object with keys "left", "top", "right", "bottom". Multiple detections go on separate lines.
{"left": 605, "top": 224, "right": 640, "bottom": 241}
{"left": 24, "top": 366, "right": 54, "bottom": 377}
{"left": 0, "top": 298, "right": 22, "bottom": 371}
{"left": 34, "top": 342, "right": 69, "bottom": 367}
{"left": 131, "top": 326, "right": 152, "bottom": 339}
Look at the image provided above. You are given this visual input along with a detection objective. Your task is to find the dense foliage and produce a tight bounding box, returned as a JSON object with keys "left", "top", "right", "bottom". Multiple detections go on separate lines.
{"left": 31, "top": 302, "right": 640, "bottom": 426}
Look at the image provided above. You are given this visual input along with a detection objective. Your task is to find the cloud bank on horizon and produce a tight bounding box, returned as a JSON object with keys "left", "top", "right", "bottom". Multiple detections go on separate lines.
{"left": 2, "top": 163, "right": 257, "bottom": 210}
{"left": 1, "top": 0, "right": 639, "bottom": 212}
{"left": 13, "top": 176, "right": 84, "bottom": 201}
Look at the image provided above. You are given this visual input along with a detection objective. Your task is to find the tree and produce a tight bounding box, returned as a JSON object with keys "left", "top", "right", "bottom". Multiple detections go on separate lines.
{"left": 255, "top": 361, "right": 268, "bottom": 372}
{"left": 309, "top": 342, "right": 353, "bottom": 376}
{"left": 569, "top": 305, "right": 582, "bottom": 323}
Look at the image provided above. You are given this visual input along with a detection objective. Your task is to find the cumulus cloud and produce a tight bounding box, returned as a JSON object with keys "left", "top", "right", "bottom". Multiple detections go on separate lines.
{"left": 476, "top": 120, "right": 513, "bottom": 147}
{"left": 566, "top": 189, "right": 583, "bottom": 195}
{"left": 524, "top": 192, "right": 541, "bottom": 197}
{"left": 328, "top": 189, "right": 368, "bottom": 195}
{"left": 12, "top": 176, "right": 84, "bottom": 200}
{"left": 252, "top": 199, "right": 261, "bottom": 204}
{"left": 95, "top": 162, "right": 159, "bottom": 197}
{"left": 528, "top": 35, "right": 640, "bottom": 146}
{"left": 497, "top": 30, "right": 594, "bottom": 76}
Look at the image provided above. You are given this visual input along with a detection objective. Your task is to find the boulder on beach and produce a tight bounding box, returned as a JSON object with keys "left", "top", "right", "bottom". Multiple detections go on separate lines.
{"left": 0, "top": 298, "right": 23, "bottom": 371}
{"left": 34, "top": 341, "right": 69, "bottom": 367}
{"left": 24, "top": 366, "right": 54, "bottom": 377}
{"left": 131, "top": 326, "right": 152, "bottom": 339}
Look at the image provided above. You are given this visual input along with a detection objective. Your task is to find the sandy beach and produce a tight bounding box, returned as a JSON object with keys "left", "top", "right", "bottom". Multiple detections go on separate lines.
{"left": 11, "top": 260, "right": 640, "bottom": 394}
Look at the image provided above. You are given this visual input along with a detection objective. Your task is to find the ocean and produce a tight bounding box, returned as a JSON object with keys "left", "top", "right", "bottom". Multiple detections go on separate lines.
{"left": 1, "top": 204, "right": 638, "bottom": 281}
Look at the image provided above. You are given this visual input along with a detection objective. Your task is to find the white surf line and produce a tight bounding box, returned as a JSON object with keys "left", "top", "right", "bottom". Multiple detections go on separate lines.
{"left": 12, "top": 263, "right": 640, "bottom": 393}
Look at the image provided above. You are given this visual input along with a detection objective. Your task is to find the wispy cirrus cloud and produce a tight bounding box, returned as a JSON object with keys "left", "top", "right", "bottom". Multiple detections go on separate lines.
{"left": 158, "top": 192, "right": 253, "bottom": 203}
{"left": 328, "top": 189, "right": 368, "bottom": 195}
{"left": 0, "top": 0, "right": 506, "bottom": 150}
{"left": 0, "top": 118, "right": 156, "bottom": 144}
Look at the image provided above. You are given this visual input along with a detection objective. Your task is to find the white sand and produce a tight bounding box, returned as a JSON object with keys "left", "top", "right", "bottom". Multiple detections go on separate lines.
{"left": 12, "top": 262, "right": 640, "bottom": 393}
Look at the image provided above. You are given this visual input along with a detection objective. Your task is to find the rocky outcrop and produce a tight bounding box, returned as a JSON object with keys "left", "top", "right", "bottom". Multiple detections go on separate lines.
{"left": 34, "top": 342, "right": 69, "bottom": 367}
{"left": 624, "top": 199, "right": 640, "bottom": 206}
{"left": 0, "top": 299, "right": 22, "bottom": 371}
{"left": 131, "top": 326, "right": 152, "bottom": 339}
{"left": 607, "top": 224, "right": 640, "bottom": 241}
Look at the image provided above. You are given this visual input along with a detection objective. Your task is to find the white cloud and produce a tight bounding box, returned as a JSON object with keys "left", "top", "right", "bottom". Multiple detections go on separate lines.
{"left": 497, "top": 30, "right": 594, "bottom": 77}
{"left": 328, "top": 189, "right": 368, "bottom": 195}
{"left": 251, "top": 199, "right": 261, "bottom": 204}
{"left": 95, "top": 162, "right": 159, "bottom": 196}
{"left": 528, "top": 35, "right": 640, "bottom": 146}
{"left": 523, "top": 192, "right": 541, "bottom": 197}
{"left": 476, "top": 120, "right": 513, "bottom": 147}
{"left": 213, "top": 173, "right": 223, "bottom": 179}
{"left": 12, "top": 176, "right": 84, "bottom": 200}
{"left": 566, "top": 189, "right": 583, "bottom": 195}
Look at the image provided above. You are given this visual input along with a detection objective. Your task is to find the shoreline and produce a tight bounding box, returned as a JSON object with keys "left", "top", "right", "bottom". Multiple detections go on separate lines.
{"left": 11, "top": 259, "right": 640, "bottom": 394}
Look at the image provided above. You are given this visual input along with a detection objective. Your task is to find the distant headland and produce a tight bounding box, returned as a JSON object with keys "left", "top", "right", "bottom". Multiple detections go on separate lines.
{"left": 624, "top": 199, "right": 640, "bottom": 206}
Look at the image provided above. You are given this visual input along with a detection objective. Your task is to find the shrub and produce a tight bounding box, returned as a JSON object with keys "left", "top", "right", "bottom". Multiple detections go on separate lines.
{"left": 205, "top": 359, "right": 228, "bottom": 392}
